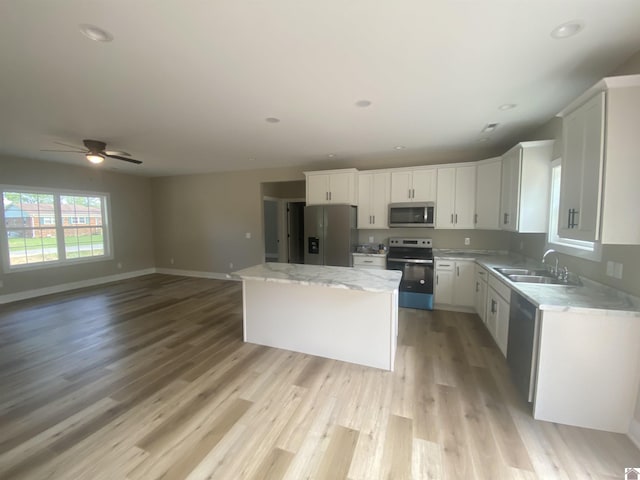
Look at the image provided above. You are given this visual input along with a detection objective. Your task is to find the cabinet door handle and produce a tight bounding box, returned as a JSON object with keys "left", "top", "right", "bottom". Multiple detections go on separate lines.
{"left": 474, "top": 213, "right": 478, "bottom": 224}
{"left": 568, "top": 208, "right": 579, "bottom": 228}
{"left": 476, "top": 281, "right": 479, "bottom": 293}
{"left": 372, "top": 215, "right": 375, "bottom": 224}
{"left": 491, "top": 299, "right": 497, "bottom": 313}
{"left": 412, "top": 188, "right": 415, "bottom": 199}
{"left": 408, "top": 188, "right": 412, "bottom": 199}
{"left": 567, "top": 209, "right": 572, "bottom": 228}
{"left": 455, "top": 213, "right": 458, "bottom": 224}
{"left": 457, "top": 266, "right": 460, "bottom": 276}
{"left": 329, "top": 191, "right": 332, "bottom": 201}
{"left": 450, "top": 214, "right": 454, "bottom": 224}
{"left": 436, "top": 274, "right": 439, "bottom": 285}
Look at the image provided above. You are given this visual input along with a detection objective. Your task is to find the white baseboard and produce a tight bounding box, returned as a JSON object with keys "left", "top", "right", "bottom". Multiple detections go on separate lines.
{"left": 0, "top": 268, "right": 157, "bottom": 305}
{"left": 629, "top": 418, "right": 640, "bottom": 450}
{"left": 155, "top": 267, "right": 238, "bottom": 282}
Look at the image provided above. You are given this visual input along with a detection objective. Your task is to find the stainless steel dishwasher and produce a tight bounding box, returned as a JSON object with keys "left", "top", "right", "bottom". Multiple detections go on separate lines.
{"left": 507, "top": 291, "right": 540, "bottom": 403}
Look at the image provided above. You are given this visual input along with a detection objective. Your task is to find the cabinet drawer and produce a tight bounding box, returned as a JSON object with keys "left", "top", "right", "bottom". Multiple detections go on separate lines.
{"left": 488, "top": 273, "right": 512, "bottom": 302}
{"left": 475, "top": 265, "right": 489, "bottom": 282}
{"left": 353, "top": 256, "right": 386, "bottom": 269}
{"left": 435, "top": 260, "right": 454, "bottom": 271}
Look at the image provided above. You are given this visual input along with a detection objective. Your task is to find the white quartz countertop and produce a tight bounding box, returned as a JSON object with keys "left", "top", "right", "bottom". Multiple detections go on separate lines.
{"left": 232, "top": 262, "right": 402, "bottom": 293}
{"left": 435, "top": 251, "right": 640, "bottom": 315}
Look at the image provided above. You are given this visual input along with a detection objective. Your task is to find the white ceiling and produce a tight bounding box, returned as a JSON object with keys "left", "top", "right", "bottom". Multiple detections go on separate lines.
{"left": 1, "top": 1, "right": 640, "bottom": 177}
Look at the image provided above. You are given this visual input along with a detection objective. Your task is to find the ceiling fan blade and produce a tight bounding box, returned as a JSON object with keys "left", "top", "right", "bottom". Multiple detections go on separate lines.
{"left": 105, "top": 153, "right": 143, "bottom": 165}
{"left": 54, "top": 140, "right": 85, "bottom": 150}
{"left": 41, "top": 149, "right": 84, "bottom": 153}
{"left": 104, "top": 150, "right": 131, "bottom": 156}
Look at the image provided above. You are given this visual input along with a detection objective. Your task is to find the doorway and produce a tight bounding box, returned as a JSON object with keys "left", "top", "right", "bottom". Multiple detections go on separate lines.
{"left": 263, "top": 198, "right": 280, "bottom": 262}
{"left": 286, "top": 201, "right": 305, "bottom": 263}
{"left": 261, "top": 180, "right": 306, "bottom": 264}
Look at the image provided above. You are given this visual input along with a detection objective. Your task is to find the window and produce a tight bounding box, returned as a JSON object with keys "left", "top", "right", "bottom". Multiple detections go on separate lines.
{"left": 1, "top": 187, "right": 112, "bottom": 271}
{"left": 547, "top": 160, "right": 601, "bottom": 261}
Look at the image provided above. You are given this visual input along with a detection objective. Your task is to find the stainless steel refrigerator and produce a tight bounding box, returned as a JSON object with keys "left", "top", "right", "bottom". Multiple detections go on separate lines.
{"left": 304, "top": 205, "right": 357, "bottom": 267}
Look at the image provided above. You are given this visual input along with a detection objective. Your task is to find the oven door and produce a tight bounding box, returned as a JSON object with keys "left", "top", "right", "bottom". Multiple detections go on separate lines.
{"left": 387, "top": 258, "right": 434, "bottom": 294}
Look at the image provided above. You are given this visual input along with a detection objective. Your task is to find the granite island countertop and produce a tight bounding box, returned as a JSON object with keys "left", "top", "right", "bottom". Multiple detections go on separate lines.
{"left": 434, "top": 250, "right": 640, "bottom": 315}
{"left": 232, "top": 262, "right": 402, "bottom": 293}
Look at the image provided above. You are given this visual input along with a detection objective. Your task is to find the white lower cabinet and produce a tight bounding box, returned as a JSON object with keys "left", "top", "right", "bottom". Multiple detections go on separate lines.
{"left": 352, "top": 255, "right": 386, "bottom": 270}
{"left": 474, "top": 265, "right": 489, "bottom": 323}
{"left": 435, "top": 259, "right": 475, "bottom": 309}
{"left": 487, "top": 274, "right": 511, "bottom": 357}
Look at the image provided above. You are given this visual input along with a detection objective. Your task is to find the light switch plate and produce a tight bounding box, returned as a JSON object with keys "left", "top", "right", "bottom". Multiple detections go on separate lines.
{"left": 614, "top": 262, "right": 623, "bottom": 279}
{"left": 245, "top": 232, "right": 251, "bottom": 239}
{"left": 368, "top": 236, "right": 374, "bottom": 243}
{"left": 464, "top": 237, "right": 470, "bottom": 245}
{"left": 606, "top": 261, "right": 615, "bottom": 277}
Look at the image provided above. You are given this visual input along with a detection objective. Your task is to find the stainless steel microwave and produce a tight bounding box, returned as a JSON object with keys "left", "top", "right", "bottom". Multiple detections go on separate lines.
{"left": 388, "top": 202, "right": 435, "bottom": 228}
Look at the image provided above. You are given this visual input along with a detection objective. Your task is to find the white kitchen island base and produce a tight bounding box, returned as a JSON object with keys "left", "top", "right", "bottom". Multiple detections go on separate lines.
{"left": 235, "top": 263, "right": 401, "bottom": 371}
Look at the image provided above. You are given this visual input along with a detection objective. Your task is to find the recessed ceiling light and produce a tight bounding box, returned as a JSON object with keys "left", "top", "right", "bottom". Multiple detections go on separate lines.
{"left": 328, "top": 153, "right": 336, "bottom": 158}
{"left": 394, "top": 146, "right": 405, "bottom": 150}
{"left": 551, "top": 21, "right": 584, "bottom": 39}
{"left": 499, "top": 104, "right": 517, "bottom": 110}
{"left": 478, "top": 138, "right": 489, "bottom": 143}
{"left": 79, "top": 24, "right": 113, "bottom": 42}
{"left": 482, "top": 123, "right": 499, "bottom": 133}
{"left": 355, "top": 100, "right": 372, "bottom": 108}
{"left": 265, "top": 117, "right": 281, "bottom": 123}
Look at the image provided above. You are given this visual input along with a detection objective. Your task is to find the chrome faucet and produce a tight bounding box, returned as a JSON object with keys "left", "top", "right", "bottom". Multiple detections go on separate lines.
{"left": 542, "top": 249, "right": 559, "bottom": 276}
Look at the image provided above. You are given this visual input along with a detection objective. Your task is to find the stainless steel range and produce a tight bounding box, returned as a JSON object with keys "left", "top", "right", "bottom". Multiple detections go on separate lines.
{"left": 386, "top": 237, "right": 434, "bottom": 310}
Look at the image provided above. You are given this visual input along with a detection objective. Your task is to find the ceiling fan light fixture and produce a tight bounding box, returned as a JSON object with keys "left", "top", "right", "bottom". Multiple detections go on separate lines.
{"left": 86, "top": 153, "right": 104, "bottom": 164}
{"left": 79, "top": 24, "right": 114, "bottom": 42}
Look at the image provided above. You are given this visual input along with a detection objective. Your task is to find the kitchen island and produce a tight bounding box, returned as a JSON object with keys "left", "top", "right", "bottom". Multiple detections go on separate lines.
{"left": 233, "top": 263, "right": 402, "bottom": 371}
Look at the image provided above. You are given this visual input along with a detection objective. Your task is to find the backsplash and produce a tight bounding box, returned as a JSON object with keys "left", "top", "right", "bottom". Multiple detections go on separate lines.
{"left": 358, "top": 228, "right": 511, "bottom": 251}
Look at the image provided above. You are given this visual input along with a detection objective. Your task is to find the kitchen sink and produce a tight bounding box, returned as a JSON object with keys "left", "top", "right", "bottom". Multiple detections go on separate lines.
{"left": 507, "top": 274, "right": 582, "bottom": 287}
{"left": 494, "top": 267, "right": 582, "bottom": 286}
{"left": 494, "top": 267, "right": 552, "bottom": 277}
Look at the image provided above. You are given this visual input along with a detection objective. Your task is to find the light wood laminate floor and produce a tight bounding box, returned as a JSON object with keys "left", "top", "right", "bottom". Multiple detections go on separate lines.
{"left": 0, "top": 274, "right": 638, "bottom": 479}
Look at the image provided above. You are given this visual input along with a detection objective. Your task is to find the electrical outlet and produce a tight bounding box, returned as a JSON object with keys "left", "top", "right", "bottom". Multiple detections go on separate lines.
{"left": 245, "top": 232, "right": 251, "bottom": 239}
{"left": 117, "top": 262, "right": 122, "bottom": 269}
{"left": 369, "top": 236, "right": 374, "bottom": 243}
{"left": 519, "top": 240, "right": 524, "bottom": 250}
{"left": 170, "top": 257, "right": 174, "bottom": 265}
{"left": 229, "top": 262, "right": 234, "bottom": 269}
{"left": 606, "top": 261, "right": 615, "bottom": 277}
{"left": 464, "top": 237, "right": 470, "bottom": 246}
{"left": 614, "top": 262, "right": 623, "bottom": 279}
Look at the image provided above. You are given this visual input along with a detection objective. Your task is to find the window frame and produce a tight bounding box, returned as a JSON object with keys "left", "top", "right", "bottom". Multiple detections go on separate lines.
{"left": 546, "top": 159, "right": 602, "bottom": 262}
{"left": 1, "top": 185, "right": 114, "bottom": 273}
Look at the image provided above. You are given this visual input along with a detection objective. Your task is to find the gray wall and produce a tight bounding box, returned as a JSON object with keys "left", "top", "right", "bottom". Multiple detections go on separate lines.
{"left": 0, "top": 155, "right": 154, "bottom": 295}
{"left": 151, "top": 167, "right": 304, "bottom": 273}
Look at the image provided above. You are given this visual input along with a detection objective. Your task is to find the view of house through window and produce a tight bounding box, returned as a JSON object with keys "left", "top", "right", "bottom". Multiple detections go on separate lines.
{"left": 1, "top": 188, "right": 111, "bottom": 269}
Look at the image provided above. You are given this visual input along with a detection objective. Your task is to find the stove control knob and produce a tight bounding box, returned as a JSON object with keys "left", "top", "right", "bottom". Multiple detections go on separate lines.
{"left": 420, "top": 280, "right": 425, "bottom": 285}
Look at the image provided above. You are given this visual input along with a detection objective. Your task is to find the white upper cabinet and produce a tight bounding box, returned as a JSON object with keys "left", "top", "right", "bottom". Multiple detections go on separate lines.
{"left": 499, "top": 141, "right": 554, "bottom": 233}
{"left": 557, "top": 75, "right": 640, "bottom": 244}
{"left": 390, "top": 169, "right": 436, "bottom": 203}
{"left": 305, "top": 169, "right": 358, "bottom": 205}
{"left": 435, "top": 164, "right": 476, "bottom": 229}
{"left": 357, "top": 172, "right": 390, "bottom": 229}
{"left": 475, "top": 157, "right": 502, "bottom": 229}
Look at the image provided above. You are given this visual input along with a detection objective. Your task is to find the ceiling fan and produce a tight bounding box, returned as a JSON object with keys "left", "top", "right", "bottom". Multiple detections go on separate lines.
{"left": 42, "top": 139, "right": 143, "bottom": 165}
